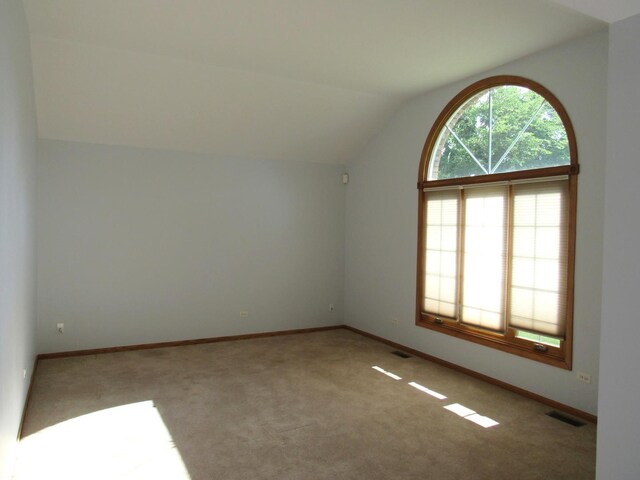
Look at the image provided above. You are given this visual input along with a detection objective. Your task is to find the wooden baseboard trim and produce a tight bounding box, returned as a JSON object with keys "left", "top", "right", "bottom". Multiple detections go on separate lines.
{"left": 17, "top": 357, "right": 40, "bottom": 440}
{"left": 343, "top": 325, "right": 597, "bottom": 424}
{"left": 37, "top": 325, "right": 344, "bottom": 360}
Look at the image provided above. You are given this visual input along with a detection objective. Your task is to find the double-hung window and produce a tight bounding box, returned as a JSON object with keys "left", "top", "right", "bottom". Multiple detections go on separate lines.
{"left": 416, "top": 76, "right": 578, "bottom": 369}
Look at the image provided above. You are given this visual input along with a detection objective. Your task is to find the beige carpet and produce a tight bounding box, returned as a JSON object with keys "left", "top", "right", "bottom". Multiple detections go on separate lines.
{"left": 15, "top": 329, "right": 596, "bottom": 479}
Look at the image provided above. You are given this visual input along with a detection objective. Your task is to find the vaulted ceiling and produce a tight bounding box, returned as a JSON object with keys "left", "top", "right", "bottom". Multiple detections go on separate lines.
{"left": 23, "top": 0, "right": 609, "bottom": 164}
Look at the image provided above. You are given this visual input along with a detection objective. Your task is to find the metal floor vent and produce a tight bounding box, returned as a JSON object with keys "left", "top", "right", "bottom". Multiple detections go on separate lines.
{"left": 546, "top": 411, "right": 586, "bottom": 427}
{"left": 391, "top": 350, "right": 411, "bottom": 359}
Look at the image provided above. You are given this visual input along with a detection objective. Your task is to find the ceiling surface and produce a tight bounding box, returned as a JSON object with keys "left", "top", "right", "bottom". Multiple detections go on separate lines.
{"left": 23, "top": 0, "right": 607, "bottom": 164}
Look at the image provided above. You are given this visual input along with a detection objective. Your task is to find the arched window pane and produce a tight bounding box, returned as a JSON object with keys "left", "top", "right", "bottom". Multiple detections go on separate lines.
{"left": 428, "top": 86, "right": 570, "bottom": 180}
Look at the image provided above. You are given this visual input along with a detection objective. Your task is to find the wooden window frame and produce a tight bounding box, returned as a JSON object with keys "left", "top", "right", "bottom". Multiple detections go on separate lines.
{"left": 416, "top": 75, "right": 578, "bottom": 370}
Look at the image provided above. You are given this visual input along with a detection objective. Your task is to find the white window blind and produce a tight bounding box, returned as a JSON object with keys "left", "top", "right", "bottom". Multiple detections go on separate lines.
{"left": 509, "top": 180, "right": 569, "bottom": 337}
{"left": 422, "top": 178, "right": 570, "bottom": 339}
{"left": 460, "top": 186, "right": 508, "bottom": 331}
{"left": 424, "top": 190, "right": 459, "bottom": 318}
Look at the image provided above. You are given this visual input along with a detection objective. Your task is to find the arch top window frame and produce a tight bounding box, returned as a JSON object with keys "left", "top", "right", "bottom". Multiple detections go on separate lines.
{"left": 416, "top": 75, "right": 578, "bottom": 369}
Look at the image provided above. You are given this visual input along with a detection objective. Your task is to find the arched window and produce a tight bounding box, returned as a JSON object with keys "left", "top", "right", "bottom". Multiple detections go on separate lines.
{"left": 416, "top": 76, "right": 578, "bottom": 369}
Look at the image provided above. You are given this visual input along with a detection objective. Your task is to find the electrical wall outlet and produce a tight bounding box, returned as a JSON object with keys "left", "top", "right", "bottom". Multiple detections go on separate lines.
{"left": 239, "top": 311, "right": 249, "bottom": 317}
{"left": 329, "top": 304, "right": 335, "bottom": 312}
{"left": 391, "top": 316, "right": 399, "bottom": 325}
{"left": 23, "top": 369, "right": 27, "bottom": 380}
{"left": 56, "top": 323, "right": 64, "bottom": 334}
{"left": 577, "top": 372, "right": 591, "bottom": 384}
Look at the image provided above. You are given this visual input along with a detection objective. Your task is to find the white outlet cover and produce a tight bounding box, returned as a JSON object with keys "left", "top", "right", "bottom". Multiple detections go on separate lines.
{"left": 577, "top": 372, "right": 591, "bottom": 383}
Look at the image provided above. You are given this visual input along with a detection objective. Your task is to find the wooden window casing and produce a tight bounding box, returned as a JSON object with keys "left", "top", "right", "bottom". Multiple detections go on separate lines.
{"left": 416, "top": 76, "right": 578, "bottom": 369}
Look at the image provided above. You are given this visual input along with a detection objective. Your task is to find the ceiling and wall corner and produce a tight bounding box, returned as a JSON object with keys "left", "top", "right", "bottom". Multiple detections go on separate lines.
{"left": 22, "top": 0, "right": 605, "bottom": 164}
{"left": 549, "top": 0, "right": 640, "bottom": 23}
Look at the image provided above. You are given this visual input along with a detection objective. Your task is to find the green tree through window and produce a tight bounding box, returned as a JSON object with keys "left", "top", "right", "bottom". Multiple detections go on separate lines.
{"left": 429, "top": 86, "right": 570, "bottom": 180}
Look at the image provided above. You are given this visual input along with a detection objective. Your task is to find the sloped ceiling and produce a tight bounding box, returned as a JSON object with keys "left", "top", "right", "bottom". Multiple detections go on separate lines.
{"left": 23, "top": 0, "right": 604, "bottom": 164}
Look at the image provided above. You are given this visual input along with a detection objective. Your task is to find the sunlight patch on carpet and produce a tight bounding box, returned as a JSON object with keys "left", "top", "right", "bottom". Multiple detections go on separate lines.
{"left": 444, "top": 403, "right": 499, "bottom": 428}
{"left": 465, "top": 413, "right": 500, "bottom": 428}
{"left": 372, "top": 366, "right": 402, "bottom": 380}
{"left": 14, "top": 401, "right": 191, "bottom": 480}
{"left": 408, "top": 381, "right": 447, "bottom": 400}
{"left": 444, "top": 403, "right": 476, "bottom": 417}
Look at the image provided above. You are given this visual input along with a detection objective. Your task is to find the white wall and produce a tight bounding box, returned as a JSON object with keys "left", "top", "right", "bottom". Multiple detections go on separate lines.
{"left": 0, "top": 1, "right": 38, "bottom": 478}
{"left": 36, "top": 140, "right": 345, "bottom": 353}
{"left": 597, "top": 14, "right": 640, "bottom": 480}
{"left": 345, "top": 31, "right": 607, "bottom": 415}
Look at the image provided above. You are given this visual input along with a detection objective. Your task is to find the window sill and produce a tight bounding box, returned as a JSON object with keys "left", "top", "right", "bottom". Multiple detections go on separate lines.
{"left": 416, "top": 314, "right": 571, "bottom": 370}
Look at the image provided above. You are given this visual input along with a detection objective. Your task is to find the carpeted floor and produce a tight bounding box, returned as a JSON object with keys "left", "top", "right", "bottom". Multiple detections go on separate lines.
{"left": 14, "top": 329, "right": 596, "bottom": 479}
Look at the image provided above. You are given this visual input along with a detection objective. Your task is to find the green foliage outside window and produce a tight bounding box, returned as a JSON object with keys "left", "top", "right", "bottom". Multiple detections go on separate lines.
{"left": 429, "top": 86, "right": 570, "bottom": 180}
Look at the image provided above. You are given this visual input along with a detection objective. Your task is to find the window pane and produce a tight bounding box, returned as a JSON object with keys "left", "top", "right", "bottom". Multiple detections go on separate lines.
{"left": 515, "top": 330, "right": 561, "bottom": 348}
{"left": 418, "top": 76, "right": 577, "bottom": 367}
{"left": 423, "top": 190, "right": 459, "bottom": 318}
{"left": 509, "top": 180, "right": 568, "bottom": 336}
{"left": 428, "top": 86, "right": 570, "bottom": 180}
{"left": 460, "top": 186, "right": 507, "bottom": 331}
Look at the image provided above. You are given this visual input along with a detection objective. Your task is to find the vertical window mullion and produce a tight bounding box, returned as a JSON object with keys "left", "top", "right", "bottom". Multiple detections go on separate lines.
{"left": 504, "top": 184, "right": 514, "bottom": 334}
{"left": 456, "top": 188, "right": 465, "bottom": 323}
